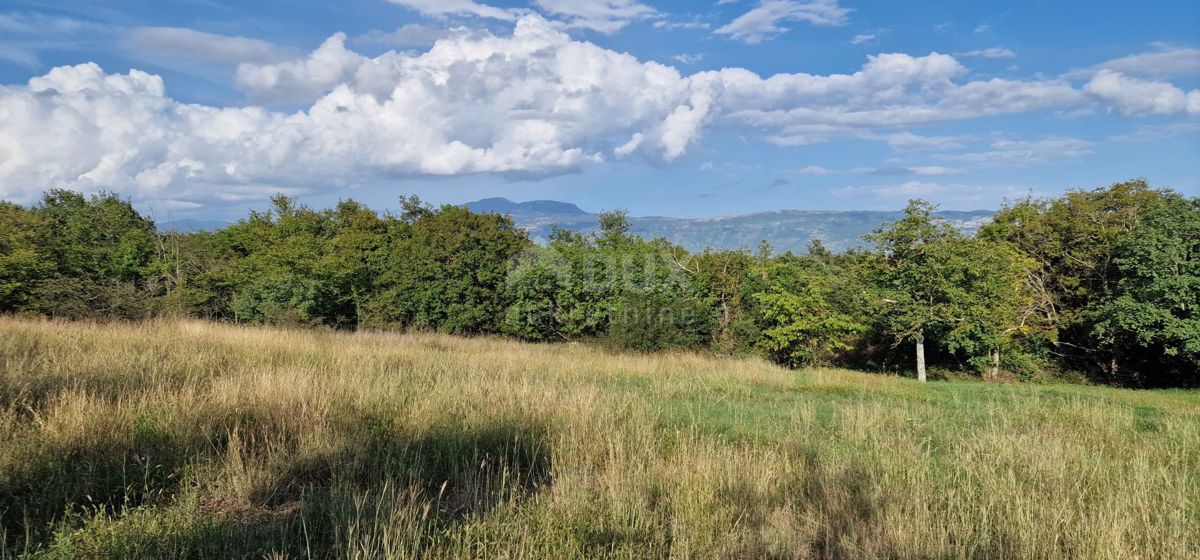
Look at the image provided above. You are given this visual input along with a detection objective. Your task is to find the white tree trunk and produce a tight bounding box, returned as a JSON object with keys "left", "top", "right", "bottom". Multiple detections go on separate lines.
{"left": 987, "top": 349, "right": 1000, "bottom": 380}
{"left": 916, "top": 334, "right": 927, "bottom": 383}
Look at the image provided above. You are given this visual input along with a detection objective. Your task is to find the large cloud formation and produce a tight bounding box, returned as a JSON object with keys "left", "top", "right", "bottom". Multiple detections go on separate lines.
{"left": 0, "top": 15, "right": 1195, "bottom": 208}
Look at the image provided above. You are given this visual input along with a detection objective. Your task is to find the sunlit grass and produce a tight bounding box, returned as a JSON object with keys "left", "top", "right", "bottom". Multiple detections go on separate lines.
{"left": 1, "top": 317, "right": 1197, "bottom": 559}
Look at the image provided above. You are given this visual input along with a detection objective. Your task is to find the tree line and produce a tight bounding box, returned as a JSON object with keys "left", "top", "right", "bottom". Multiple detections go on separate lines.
{"left": 1, "top": 179, "right": 1196, "bottom": 387}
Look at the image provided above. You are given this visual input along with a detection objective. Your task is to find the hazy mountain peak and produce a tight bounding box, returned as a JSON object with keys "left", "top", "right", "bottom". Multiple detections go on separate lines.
{"left": 464, "top": 198, "right": 588, "bottom": 215}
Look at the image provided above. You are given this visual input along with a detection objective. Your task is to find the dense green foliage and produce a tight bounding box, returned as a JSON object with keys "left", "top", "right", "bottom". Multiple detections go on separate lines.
{"left": 0, "top": 179, "right": 1196, "bottom": 386}
{"left": 752, "top": 256, "right": 867, "bottom": 367}
{"left": 371, "top": 198, "right": 527, "bottom": 333}
{"left": 0, "top": 191, "right": 157, "bottom": 319}
{"left": 1092, "top": 194, "right": 1200, "bottom": 384}
{"left": 977, "top": 179, "right": 1196, "bottom": 386}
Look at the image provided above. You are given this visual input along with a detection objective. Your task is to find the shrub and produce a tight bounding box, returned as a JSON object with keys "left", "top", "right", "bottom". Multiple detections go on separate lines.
{"left": 604, "top": 290, "right": 717, "bottom": 352}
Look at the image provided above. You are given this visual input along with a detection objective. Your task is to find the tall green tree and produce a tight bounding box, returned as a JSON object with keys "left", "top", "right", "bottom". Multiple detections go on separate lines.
{"left": 1092, "top": 194, "right": 1200, "bottom": 385}
{"left": 868, "top": 200, "right": 962, "bottom": 382}
{"left": 318, "top": 200, "right": 390, "bottom": 325}
{"left": 502, "top": 245, "right": 568, "bottom": 341}
{"left": 0, "top": 202, "right": 49, "bottom": 313}
{"left": 29, "top": 190, "right": 158, "bottom": 318}
{"left": 212, "top": 195, "right": 392, "bottom": 327}
{"left": 980, "top": 179, "right": 1169, "bottom": 380}
{"left": 372, "top": 200, "right": 529, "bottom": 334}
{"left": 152, "top": 230, "right": 237, "bottom": 319}
{"left": 753, "top": 258, "right": 867, "bottom": 367}
{"left": 503, "top": 210, "right": 711, "bottom": 349}
{"left": 936, "top": 238, "right": 1042, "bottom": 379}
{"left": 222, "top": 195, "right": 337, "bottom": 326}
{"left": 687, "top": 249, "right": 756, "bottom": 350}
{"left": 35, "top": 190, "right": 158, "bottom": 283}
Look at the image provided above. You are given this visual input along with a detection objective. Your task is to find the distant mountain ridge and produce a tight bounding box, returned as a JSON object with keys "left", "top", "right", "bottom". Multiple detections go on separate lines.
{"left": 155, "top": 199, "right": 994, "bottom": 254}
{"left": 158, "top": 219, "right": 231, "bottom": 233}
{"left": 466, "top": 197, "right": 589, "bottom": 216}
{"left": 465, "top": 198, "right": 994, "bottom": 253}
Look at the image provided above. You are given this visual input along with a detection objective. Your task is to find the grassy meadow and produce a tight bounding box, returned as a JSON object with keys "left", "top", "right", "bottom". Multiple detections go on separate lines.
{"left": 1, "top": 317, "right": 1198, "bottom": 559}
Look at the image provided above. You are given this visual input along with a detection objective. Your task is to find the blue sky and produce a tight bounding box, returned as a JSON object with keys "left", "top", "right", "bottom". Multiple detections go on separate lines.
{"left": 1, "top": 0, "right": 1197, "bottom": 220}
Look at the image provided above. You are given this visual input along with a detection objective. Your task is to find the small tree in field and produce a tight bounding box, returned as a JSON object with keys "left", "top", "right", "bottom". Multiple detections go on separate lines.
{"left": 868, "top": 200, "right": 960, "bottom": 382}
{"left": 938, "top": 237, "right": 1042, "bottom": 379}
{"left": 754, "top": 259, "right": 866, "bottom": 367}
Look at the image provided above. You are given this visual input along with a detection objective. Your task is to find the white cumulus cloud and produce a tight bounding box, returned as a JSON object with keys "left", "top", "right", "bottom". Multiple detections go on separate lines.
{"left": 1084, "top": 70, "right": 1200, "bottom": 116}
{"left": 235, "top": 33, "right": 367, "bottom": 103}
{"left": 2, "top": 15, "right": 1197, "bottom": 211}
{"left": 0, "top": 17, "right": 697, "bottom": 206}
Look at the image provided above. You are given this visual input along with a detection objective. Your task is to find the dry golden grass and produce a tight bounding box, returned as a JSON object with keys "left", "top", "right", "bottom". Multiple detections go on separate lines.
{"left": 1, "top": 316, "right": 1198, "bottom": 559}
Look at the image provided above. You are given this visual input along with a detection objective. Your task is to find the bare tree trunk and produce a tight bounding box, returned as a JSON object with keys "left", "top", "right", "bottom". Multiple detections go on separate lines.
{"left": 916, "top": 334, "right": 927, "bottom": 383}
{"left": 987, "top": 349, "right": 1000, "bottom": 380}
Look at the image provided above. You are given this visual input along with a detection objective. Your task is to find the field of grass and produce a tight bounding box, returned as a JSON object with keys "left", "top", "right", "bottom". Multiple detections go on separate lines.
{"left": 1, "top": 317, "right": 1198, "bottom": 559}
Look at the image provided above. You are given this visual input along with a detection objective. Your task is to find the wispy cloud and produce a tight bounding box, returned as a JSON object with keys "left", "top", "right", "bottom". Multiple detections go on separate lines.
{"left": 653, "top": 19, "right": 710, "bottom": 31}
{"left": 854, "top": 166, "right": 962, "bottom": 176}
{"left": 533, "top": 0, "right": 658, "bottom": 33}
{"left": 1069, "top": 43, "right": 1200, "bottom": 79}
{"left": 124, "top": 27, "right": 296, "bottom": 65}
{"left": 959, "top": 47, "right": 1016, "bottom": 59}
{"left": 1109, "top": 122, "right": 1200, "bottom": 143}
{"left": 941, "top": 137, "right": 1094, "bottom": 166}
{"left": 0, "top": 12, "right": 101, "bottom": 34}
{"left": 0, "top": 44, "right": 39, "bottom": 67}
{"left": 758, "top": 177, "right": 792, "bottom": 191}
{"left": 700, "top": 161, "right": 765, "bottom": 173}
{"left": 0, "top": 12, "right": 114, "bottom": 68}
{"left": 877, "top": 132, "right": 968, "bottom": 151}
{"left": 671, "top": 53, "right": 704, "bottom": 65}
{"left": 850, "top": 33, "right": 875, "bottom": 45}
{"left": 715, "top": 0, "right": 850, "bottom": 44}
{"left": 831, "top": 181, "right": 1035, "bottom": 208}
{"left": 357, "top": 24, "right": 452, "bottom": 47}
{"left": 384, "top": 0, "right": 517, "bottom": 21}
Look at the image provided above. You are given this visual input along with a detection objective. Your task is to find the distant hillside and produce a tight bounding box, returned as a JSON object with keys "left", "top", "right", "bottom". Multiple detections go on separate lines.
{"left": 158, "top": 219, "right": 231, "bottom": 233}
{"left": 465, "top": 198, "right": 993, "bottom": 253}
{"left": 156, "top": 199, "right": 993, "bottom": 253}
{"left": 466, "top": 197, "right": 589, "bottom": 216}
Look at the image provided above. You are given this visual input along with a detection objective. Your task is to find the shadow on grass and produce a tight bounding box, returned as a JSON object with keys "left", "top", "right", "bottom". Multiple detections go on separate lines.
{"left": 1, "top": 413, "right": 552, "bottom": 559}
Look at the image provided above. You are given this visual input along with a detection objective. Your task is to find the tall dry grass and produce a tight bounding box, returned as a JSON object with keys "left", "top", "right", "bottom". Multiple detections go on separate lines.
{"left": 0, "top": 316, "right": 1197, "bottom": 559}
